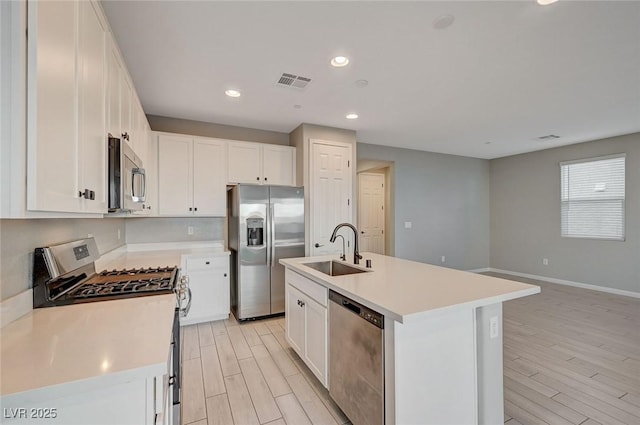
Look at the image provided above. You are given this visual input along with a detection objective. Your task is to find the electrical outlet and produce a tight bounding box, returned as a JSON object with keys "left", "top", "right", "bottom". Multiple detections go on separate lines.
{"left": 404, "top": 221, "right": 412, "bottom": 229}
{"left": 490, "top": 316, "right": 499, "bottom": 339}
{"left": 543, "top": 258, "right": 549, "bottom": 266}
{"left": 187, "top": 226, "right": 194, "bottom": 236}
{"left": 441, "top": 256, "right": 446, "bottom": 263}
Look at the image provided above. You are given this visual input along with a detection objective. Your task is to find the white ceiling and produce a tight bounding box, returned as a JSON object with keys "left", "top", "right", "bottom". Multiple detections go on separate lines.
{"left": 102, "top": 1, "right": 640, "bottom": 159}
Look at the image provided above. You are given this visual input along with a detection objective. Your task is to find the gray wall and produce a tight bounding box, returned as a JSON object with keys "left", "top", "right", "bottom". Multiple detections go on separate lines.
{"left": 490, "top": 133, "right": 640, "bottom": 293}
{"left": 357, "top": 143, "right": 490, "bottom": 270}
{"left": 0, "top": 218, "right": 126, "bottom": 301}
{"left": 147, "top": 115, "right": 290, "bottom": 146}
{"left": 126, "top": 217, "right": 224, "bottom": 244}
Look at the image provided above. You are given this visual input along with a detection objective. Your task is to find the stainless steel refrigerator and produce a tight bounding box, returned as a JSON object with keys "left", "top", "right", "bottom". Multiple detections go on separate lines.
{"left": 228, "top": 185, "right": 305, "bottom": 320}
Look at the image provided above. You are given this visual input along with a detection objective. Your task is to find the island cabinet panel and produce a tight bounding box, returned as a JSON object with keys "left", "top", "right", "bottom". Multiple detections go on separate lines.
{"left": 284, "top": 269, "right": 328, "bottom": 386}
{"left": 285, "top": 284, "right": 305, "bottom": 354}
{"left": 392, "top": 308, "right": 477, "bottom": 425}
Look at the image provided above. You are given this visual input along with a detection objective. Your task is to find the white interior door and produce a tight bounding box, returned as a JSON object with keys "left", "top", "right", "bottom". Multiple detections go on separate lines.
{"left": 358, "top": 173, "right": 385, "bottom": 254}
{"left": 310, "top": 141, "right": 352, "bottom": 256}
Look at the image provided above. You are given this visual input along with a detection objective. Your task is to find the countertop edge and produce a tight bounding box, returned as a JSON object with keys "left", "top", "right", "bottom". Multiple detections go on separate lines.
{"left": 281, "top": 256, "right": 541, "bottom": 323}
{"left": 0, "top": 361, "right": 167, "bottom": 406}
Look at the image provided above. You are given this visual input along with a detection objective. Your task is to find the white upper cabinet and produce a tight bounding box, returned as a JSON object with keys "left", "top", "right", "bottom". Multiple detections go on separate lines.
{"left": 157, "top": 134, "right": 227, "bottom": 217}
{"left": 77, "top": 1, "right": 108, "bottom": 213}
{"left": 193, "top": 138, "right": 227, "bottom": 216}
{"left": 227, "top": 142, "right": 262, "bottom": 184}
{"left": 228, "top": 142, "right": 296, "bottom": 186}
{"left": 106, "top": 39, "right": 145, "bottom": 159}
{"left": 107, "top": 41, "right": 121, "bottom": 141}
{"left": 27, "top": 0, "right": 107, "bottom": 214}
{"left": 263, "top": 145, "right": 296, "bottom": 186}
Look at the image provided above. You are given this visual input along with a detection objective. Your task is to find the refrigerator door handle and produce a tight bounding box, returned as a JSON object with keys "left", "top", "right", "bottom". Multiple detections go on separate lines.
{"left": 270, "top": 203, "right": 276, "bottom": 268}
{"left": 266, "top": 205, "right": 271, "bottom": 268}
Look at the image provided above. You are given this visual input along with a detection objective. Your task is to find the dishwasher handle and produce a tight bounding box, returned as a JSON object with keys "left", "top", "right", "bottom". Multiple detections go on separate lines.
{"left": 329, "top": 290, "right": 384, "bottom": 329}
{"left": 342, "top": 299, "right": 361, "bottom": 315}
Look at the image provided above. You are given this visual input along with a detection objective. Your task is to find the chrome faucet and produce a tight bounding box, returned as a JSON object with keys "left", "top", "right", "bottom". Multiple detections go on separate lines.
{"left": 332, "top": 234, "right": 346, "bottom": 261}
{"left": 329, "top": 223, "right": 363, "bottom": 265}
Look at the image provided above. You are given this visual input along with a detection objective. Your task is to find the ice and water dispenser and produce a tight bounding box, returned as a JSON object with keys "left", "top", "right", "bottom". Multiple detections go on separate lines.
{"left": 246, "top": 217, "right": 264, "bottom": 246}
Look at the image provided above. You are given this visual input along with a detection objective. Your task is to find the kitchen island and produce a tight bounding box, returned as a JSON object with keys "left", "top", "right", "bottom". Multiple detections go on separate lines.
{"left": 280, "top": 253, "right": 540, "bottom": 425}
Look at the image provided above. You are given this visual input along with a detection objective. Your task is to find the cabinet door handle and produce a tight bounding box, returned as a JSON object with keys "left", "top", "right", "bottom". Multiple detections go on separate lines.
{"left": 194, "top": 207, "right": 198, "bottom": 211}
{"left": 205, "top": 261, "right": 210, "bottom": 265}
{"left": 189, "top": 207, "right": 193, "bottom": 211}
{"left": 256, "top": 176, "right": 260, "bottom": 181}
{"left": 264, "top": 177, "right": 268, "bottom": 181}
{"left": 223, "top": 273, "right": 227, "bottom": 277}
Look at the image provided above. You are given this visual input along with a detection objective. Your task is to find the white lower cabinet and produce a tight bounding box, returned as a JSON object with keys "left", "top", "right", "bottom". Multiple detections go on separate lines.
{"left": 285, "top": 269, "right": 328, "bottom": 386}
{"left": 4, "top": 359, "right": 171, "bottom": 425}
{"left": 180, "top": 254, "right": 230, "bottom": 326}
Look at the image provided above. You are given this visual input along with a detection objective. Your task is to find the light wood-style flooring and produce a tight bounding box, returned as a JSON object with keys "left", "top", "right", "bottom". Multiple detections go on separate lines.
{"left": 180, "top": 314, "right": 350, "bottom": 425}
{"left": 181, "top": 275, "right": 640, "bottom": 425}
{"left": 490, "top": 273, "right": 640, "bottom": 425}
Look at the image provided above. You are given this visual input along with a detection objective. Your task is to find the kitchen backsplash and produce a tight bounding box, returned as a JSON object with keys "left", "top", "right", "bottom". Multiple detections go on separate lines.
{"left": 0, "top": 218, "right": 126, "bottom": 301}
{"left": 125, "top": 217, "right": 224, "bottom": 244}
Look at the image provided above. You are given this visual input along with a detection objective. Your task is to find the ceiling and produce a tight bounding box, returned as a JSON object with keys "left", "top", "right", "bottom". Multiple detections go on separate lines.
{"left": 102, "top": 1, "right": 640, "bottom": 159}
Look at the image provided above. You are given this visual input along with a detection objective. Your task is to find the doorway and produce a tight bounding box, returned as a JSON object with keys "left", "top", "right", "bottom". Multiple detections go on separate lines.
{"left": 357, "top": 160, "right": 394, "bottom": 256}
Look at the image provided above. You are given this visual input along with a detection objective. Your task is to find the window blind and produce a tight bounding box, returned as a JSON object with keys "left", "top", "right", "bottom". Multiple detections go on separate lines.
{"left": 560, "top": 154, "right": 625, "bottom": 240}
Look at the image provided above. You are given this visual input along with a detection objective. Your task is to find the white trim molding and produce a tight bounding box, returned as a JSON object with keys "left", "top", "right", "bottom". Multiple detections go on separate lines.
{"left": 477, "top": 268, "right": 640, "bottom": 299}
{"left": 466, "top": 268, "right": 491, "bottom": 274}
{"left": 1, "top": 289, "right": 33, "bottom": 328}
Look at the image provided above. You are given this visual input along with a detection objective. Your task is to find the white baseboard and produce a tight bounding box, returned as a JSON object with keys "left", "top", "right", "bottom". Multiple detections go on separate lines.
{"left": 482, "top": 268, "right": 640, "bottom": 299}
{"left": 466, "top": 267, "right": 491, "bottom": 273}
{"left": 1, "top": 289, "right": 33, "bottom": 328}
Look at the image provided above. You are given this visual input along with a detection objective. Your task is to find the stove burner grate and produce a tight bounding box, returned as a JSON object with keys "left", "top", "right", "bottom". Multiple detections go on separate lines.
{"left": 65, "top": 266, "right": 177, "bottom": 300}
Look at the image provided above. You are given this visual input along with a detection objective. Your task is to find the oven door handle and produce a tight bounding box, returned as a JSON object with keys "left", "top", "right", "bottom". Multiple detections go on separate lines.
{"left": 184, "top": 287, "right": 192, "bottom": 316}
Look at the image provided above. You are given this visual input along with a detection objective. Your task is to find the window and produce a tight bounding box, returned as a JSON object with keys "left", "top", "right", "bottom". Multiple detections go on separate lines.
{"left": 560, "top": 154, "right": 625, "bottom": 240}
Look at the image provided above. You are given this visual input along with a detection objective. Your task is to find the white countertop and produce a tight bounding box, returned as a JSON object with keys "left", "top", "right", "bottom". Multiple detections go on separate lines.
{"left": 281, "top": 253, "right": 540, "bottom": 323}
{"left": 0, "top": 294, "right": 176, "bottom": 404}
{"left": 96, "top": 241, "right": 229, "bottom": 271}
{"left": 0, "top": 241, "right": 230, "bottom": 405}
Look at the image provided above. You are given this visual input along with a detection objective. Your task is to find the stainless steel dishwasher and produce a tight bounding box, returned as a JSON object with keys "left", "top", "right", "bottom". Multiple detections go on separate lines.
{"left": 329, "top": 290, "right": 384, "bottom": 425}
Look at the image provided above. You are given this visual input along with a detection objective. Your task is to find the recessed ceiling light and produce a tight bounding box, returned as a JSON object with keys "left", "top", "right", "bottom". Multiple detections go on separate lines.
{"left": 433, "top": 14, "right": 455, "bottom": 30}
{"left": 537, "top": 0, "right": 558, "bottom": 5}
{"left": 225, "top": 89, "right": 241, "bottom": 98}
{"left": 355, "top": 79, "right": 369, "bottom": 88}
{"left": 331, "top": 56, "right": 349, "bottom": 67}
{"left": 346, "top": 113, "right": 358, "bottom": 120}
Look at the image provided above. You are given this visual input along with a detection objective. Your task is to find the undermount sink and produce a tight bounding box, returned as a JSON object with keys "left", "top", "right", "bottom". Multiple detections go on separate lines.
{"left": 303, "top": 260, "right": 369, "bottom": 276}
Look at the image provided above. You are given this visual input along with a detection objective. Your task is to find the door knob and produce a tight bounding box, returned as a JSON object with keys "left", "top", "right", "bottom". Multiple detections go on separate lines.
{"left": 314, "top": 243, "right": 323, "bottom": 248}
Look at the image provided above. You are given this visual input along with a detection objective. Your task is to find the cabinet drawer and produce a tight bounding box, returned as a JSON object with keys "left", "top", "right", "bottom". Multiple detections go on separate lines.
{"left": 287, "top": 270, "right": 327, "bottom": 307}
{"left": 186, "top": 256, "right": 228, "bottom": 272}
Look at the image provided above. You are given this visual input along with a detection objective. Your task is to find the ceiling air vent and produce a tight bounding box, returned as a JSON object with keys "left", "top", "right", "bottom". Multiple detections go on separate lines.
{"left": 277, "top": 73, "right": 312, "bottom": 89}
{"left": 538, "top": 134, "right": 560, "bottom": 140}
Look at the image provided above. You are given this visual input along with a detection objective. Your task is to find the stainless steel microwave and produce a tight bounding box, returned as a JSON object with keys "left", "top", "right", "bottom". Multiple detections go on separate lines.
{"left": 108, "top": 135, "right": 146, "bottom": 212}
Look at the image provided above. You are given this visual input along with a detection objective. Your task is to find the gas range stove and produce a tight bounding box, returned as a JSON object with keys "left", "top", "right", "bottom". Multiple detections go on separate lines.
{"left": 65, "top": 266, "right": 177, "bottom": 299}
{"left": 32, "top": 238, "right": 190, "bottom": 314}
